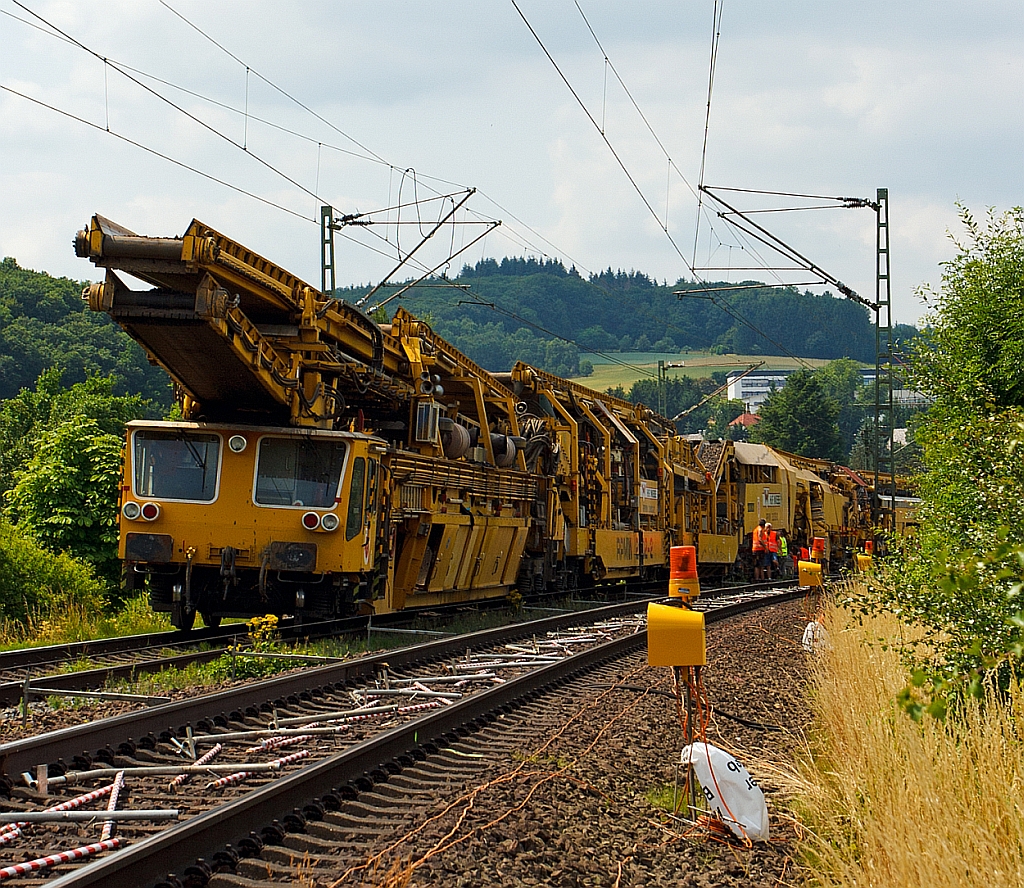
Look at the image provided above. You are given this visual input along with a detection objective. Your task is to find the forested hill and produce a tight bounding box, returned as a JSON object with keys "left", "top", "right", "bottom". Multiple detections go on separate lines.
{"left": 338, "top": 258, "right": 918, "bottom": 377}
{"left": 0, "top": 254, "right": 917, "bottom": 404}
{"left": 0, "top": 257, "right": 170, "bottom": 407}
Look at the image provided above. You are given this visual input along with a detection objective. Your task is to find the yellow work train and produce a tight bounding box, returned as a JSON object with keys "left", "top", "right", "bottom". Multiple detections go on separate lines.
{"left": 77, "top": 215, "right": 910, "bottom": 629}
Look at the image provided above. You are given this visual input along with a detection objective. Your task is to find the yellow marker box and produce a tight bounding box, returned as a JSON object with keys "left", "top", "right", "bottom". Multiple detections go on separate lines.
{"left": 798, "top": 560, "right": 823, "bottom": 588}
{"left": 647, "top": 602, "right": 706, "bottom": 667}
{"left": 856, "top": 552, "right": 873, "bottom": 572}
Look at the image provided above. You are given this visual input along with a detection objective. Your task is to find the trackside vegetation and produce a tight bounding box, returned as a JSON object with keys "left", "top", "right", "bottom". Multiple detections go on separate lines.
{"left": 795, "top": 601, "right": 1024, "bottom": 888}
{"left": 793, "top": 207, "right": 1024, "bottom": 888}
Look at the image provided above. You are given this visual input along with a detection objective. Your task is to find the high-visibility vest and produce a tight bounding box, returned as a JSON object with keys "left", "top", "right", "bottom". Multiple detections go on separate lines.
{"left": 752, "top": 526, "right": 766, "bottom": 552}
{"left": 768, "top": 531, "right": 778, "bottom": 553}
{"left": 779, "top": 536, "right": 788, "bottom": 557}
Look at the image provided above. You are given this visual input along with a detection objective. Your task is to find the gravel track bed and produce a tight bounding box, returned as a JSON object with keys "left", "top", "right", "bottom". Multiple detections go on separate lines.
{"left": 209, "top": 598, "right": 810, "bottom": 888}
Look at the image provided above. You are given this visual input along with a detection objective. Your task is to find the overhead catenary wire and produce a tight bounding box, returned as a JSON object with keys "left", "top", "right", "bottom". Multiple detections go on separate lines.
{"left": 11, "top": 0, "right": 331, "bottom": 209}
{"left": 158, "top": 0, "right": 388, "bottom": 167}
{"left": 692, "top": 0, "right": 725, "bottom": 266}
{"left": 513, "top": 1, "right": 818, "bottom": 371}
{"left": 2, "top": 3, "right": 491, "bottom": 285}
{"left": 7, "top": 2, "right": 826, "bottom": 379}
{"left": 0, "top": 82, "right": 313, "bottom": 224}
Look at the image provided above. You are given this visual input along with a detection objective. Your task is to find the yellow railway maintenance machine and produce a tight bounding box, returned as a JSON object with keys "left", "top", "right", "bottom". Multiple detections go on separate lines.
{"left": 78, "top": 215, "right": 538, "bottom": 628}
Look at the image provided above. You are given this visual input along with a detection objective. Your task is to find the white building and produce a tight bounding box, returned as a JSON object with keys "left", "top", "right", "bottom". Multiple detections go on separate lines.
{"left": 726, "top": 368, "right": 923, "bottom": 412}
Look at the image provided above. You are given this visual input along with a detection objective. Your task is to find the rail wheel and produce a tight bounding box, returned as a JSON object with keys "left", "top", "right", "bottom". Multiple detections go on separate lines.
{"left": 200, "top": 611, "right": 222, "bottom": 629}
{"left": 172, "top": 601, "right": 196, "bottom": 631}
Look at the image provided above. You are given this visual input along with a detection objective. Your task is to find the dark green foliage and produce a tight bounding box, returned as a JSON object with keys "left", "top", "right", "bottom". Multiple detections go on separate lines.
{"left": 815, "top": 358, "right": 867, "bottom": 458}
{"left": 749, "top": 369, "right": 842, "bottom": 460}
{"left": 708, "top": 398, "right": 748, "bottom": 439}
{"left": 6, "top": 418, "right": 124, "bottom": 583}
{"left": 338, "top": 260, "right": 892, "bottom": 377}
{"left": 0, "top": 369, "right": 145, "bottom": 499}
{"left": 0, "top": 257, "right": 172, "bottom": 409}
{"left": 625, "top": 375, "right": 711, "bottom": 429}
{"left": 0, "top": 518, "right": 104, "bottom": 622}
{"left": 1, "top": 370, "right": 146, "bottom": 586}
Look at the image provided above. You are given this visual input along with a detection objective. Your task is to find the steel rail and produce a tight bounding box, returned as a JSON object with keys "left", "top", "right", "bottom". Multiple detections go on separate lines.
{"left": 46, "top": 588, "right": 803, "bottom": 888}
{"left": 0, "top": 582, "right": 793, "bottom": 782}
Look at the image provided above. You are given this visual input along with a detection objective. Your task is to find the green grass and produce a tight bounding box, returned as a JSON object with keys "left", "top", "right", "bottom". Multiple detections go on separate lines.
{"left": 645, "top": 782, "right": 681, "bottom": 813}
{"left": 0, "top": 594, "right": 173, "bottom": 651}
{"left": 572, "top": 351, "right": 839, "bottom": 393}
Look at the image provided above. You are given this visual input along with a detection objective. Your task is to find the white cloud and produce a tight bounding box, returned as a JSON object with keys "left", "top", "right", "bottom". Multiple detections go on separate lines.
{"left": 1, "top": 1, "right": 1023, "bottom": 325}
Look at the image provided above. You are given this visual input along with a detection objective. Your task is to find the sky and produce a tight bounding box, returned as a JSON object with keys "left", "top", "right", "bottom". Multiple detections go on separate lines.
{"left": 2, "top": 1, "right": 1023, "bottom": 328}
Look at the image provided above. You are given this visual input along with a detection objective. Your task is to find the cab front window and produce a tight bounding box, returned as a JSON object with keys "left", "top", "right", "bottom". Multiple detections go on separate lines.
{"left": 133, "top": 430, "right": 220, "bottom": 502}
{"left": 255, "top": 437, "right": 347, "bottom": 508}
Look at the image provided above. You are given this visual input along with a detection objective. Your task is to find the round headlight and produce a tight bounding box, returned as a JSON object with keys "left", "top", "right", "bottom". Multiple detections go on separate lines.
{"left": 122, "top": 501, "right": 141, "bottom": 521}
{"left": 301, "top": 511, "right": 320, "bottom": 530}
{"left": 228, "top": 435, "right": 247, "bottom": 453}
{"left": 141, "top": 502, "right": 161, "bottom": 521}
{"left": 320, "top": 512, "right": 340, "bottom": 532}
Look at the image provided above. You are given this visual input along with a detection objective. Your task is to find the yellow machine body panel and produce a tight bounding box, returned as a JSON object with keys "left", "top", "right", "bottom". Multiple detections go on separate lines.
{"left": 697, "top": 533, "right": 739, "bottom": 564}
{"left": 120, "top": 421, "right": 379, "bottom": 573}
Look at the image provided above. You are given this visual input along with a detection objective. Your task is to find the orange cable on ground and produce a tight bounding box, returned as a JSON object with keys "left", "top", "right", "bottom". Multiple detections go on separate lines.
{"left": 329, "top": 664, "right": 652, "bottom": 886}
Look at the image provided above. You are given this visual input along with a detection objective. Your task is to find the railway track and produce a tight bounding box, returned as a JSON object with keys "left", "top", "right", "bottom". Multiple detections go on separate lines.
{"left": 0, "top": 582, "right": 800, "bottom": 887}
{"left": 0, "top": 581, "right": 783, "bottom": 709}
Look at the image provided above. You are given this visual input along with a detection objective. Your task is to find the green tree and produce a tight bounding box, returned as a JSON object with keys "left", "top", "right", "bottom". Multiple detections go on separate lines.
{"left": 860, "top": 206, "right": 1024, "bottom": 701}
{"left": 815, "top": 358, "right": 867, "bottom": 460}
{"left": 706, "top": 397, "right": 747, "bottom": 437}
{"left": 0, "top": 369, "right": 145, "bottom": 499}
{"left": 6, "top": 418, "right": 123, "bottom": 582}
{"left": 749, "top": 369, "right": 842, "bottom": 459}
{"left": 0, "top": 257, "right": 172, "bottom": 408}
{"left": 0, "top": 518, "right": 104, "bottom": 622}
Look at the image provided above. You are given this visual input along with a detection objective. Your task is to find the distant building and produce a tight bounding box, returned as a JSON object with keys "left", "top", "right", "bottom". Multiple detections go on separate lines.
{"left": 726, "top": 367, "right": 926, "bottom": 412}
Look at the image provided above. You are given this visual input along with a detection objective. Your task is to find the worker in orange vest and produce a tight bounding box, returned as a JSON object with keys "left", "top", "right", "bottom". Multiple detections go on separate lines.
{"left": 766, "top": 522, "right": 779, "bottom": 580}
{"left": 752, "top": 518, "right": 767, "bottom": 580}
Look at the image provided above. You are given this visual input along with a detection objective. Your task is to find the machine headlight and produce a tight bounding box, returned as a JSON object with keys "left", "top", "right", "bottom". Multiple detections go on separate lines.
{"left": 320, "top": 512, "right": 340, "bottom": 532}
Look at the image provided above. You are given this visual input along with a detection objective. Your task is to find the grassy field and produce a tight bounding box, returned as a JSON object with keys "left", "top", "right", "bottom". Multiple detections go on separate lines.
{"left": 570, "top": 351, "right": 836, "bottom": 393}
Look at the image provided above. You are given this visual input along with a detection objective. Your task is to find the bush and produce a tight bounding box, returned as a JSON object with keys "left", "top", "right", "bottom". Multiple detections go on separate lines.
{"left": 0, "top": 518, "right": 104, "bottom": 623}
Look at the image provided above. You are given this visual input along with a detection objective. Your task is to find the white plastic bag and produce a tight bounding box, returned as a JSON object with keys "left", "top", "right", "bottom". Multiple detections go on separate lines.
{"left": 680, "top": 741, "right": 769, "bottom": 841}
{"left": 801, "top": 620, "right": 830, "bottom": 654}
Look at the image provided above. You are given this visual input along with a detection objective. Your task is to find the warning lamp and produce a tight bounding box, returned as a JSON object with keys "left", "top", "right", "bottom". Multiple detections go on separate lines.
{"left": 320, "top": 512, "right": 340, "bottom": 532}
{"left": 864, "top": 539, "right": 875, "bottom": 554}
{"left": 668, "top": 545, "right": 700, "bottom": 601}
{"left": 140, "top": 502, "right": 160, "bottom": 521}
{"left": 810, "top": 537, "right": 826, "bottom": 562}
{"left": 121, "top": 501, "right": 141, "bottom": 521}
{"left": 301, "top": 511, "right": 321, "bottom": 530}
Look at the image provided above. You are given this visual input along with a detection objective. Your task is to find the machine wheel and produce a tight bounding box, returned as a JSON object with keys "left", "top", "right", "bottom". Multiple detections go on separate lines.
{"left": 172, "top": 602, "right": 196, "bottom": 631}
{"left": 200, "top": 612, "right": 222, "bottom": 629}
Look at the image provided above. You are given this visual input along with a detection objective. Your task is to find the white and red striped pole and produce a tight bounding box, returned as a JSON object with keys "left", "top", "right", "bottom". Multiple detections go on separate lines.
{"left": 244, "top": 734, "right": 311, "bottom": 755}
{"left": 169, "top": 743, "right": 223, "bottom": 789}
{"left": 0, "top": 838, "right": 122, "bottom": 880}
{"left": 99, "top": 771, "right": 125, "bottom": 842}
{"left": 0, "top": 783, "right": 115, "bottom": 838}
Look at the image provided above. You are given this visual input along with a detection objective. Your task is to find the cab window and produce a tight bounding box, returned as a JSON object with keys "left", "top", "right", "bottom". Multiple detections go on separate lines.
{"left": 255, "top": 437, "right": 347, "bottom": 507}
{"left": 133, "top": 430, "right": 220, "bottom": 502}
{"left": 346, "top": 457, "right": 366, "bottom": 540}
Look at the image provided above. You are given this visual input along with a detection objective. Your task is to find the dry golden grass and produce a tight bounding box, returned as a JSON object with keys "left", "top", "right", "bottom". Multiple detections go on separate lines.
{"left": 791, "top": 597, "right": 1024, "bottom": 888}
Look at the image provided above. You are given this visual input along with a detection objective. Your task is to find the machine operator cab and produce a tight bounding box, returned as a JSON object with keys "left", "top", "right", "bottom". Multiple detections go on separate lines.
{"left": 119, "top": 420, "right": 386, "bottom": 629}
